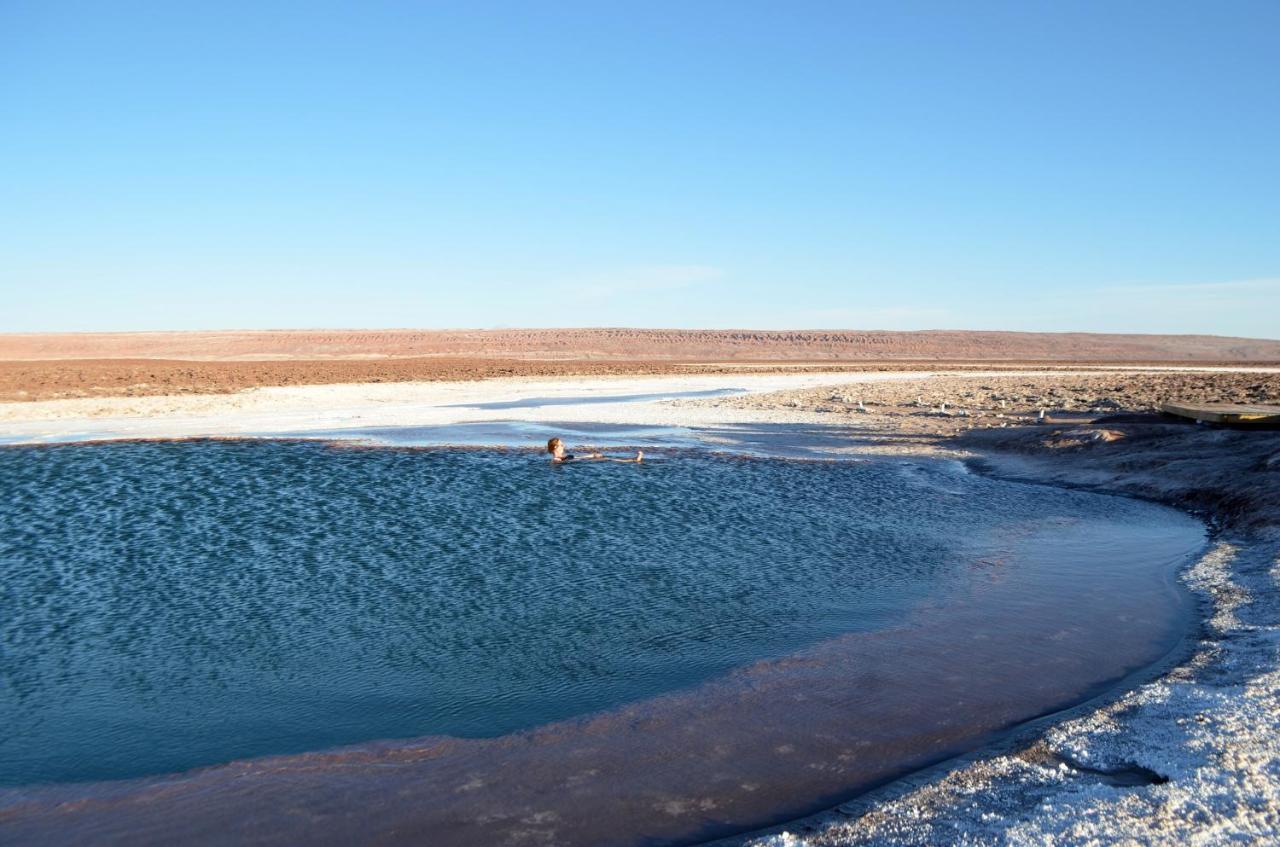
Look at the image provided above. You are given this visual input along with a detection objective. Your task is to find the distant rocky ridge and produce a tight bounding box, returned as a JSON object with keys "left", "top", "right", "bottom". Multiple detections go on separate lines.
{"left": 2, "top": 328, "right": 1278, "bottom": 362}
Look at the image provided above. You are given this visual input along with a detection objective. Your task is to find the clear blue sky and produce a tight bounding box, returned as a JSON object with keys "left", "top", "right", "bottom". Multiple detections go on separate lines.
{"left": 3, "top": 1, "right": 1278, "bottom": 336}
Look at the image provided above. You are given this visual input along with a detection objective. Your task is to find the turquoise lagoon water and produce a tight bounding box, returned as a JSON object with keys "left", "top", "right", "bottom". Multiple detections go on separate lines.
{"left": 0, "top": 440, "right": 1203, "bottom": 792}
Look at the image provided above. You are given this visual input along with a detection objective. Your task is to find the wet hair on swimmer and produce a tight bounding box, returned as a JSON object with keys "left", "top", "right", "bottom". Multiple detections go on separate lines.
{"left": 547, "top": 437, "right": 561, "bottom": 453}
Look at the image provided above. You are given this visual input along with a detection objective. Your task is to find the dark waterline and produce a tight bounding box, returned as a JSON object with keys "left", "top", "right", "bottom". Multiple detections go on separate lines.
{"left": 0, "top": 441, "right": 1205, "bottom": 846}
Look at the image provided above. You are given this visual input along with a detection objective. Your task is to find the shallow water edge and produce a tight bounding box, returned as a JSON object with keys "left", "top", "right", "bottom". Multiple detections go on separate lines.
{"left": 720, "top": 450, "right": 1224, "bottom": 846}
{"left": 728, "top": 420, "right": 1280, "bottom": 846}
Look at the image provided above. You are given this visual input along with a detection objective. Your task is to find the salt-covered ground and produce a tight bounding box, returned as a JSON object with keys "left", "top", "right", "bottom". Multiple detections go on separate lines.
{"left": 0, "top": 370, "right": 873, "bottom": 443}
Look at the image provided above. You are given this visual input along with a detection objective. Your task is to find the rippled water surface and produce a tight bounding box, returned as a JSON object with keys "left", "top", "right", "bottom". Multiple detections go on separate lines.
{"left": 1, "top": 441, "right": 1202, "bottom": 799}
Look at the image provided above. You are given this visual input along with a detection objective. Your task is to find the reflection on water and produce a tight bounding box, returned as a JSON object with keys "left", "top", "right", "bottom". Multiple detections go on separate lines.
{"left": 0, "top": 441, "right": 1205, "bottom": 846}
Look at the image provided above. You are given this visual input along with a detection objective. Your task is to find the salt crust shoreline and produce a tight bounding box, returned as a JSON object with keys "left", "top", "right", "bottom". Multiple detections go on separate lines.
{"left": 3, "top": 369, "right": 1278, "bottom": 844}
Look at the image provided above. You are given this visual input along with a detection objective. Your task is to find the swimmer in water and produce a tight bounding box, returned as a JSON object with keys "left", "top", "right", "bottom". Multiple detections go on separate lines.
{"left": 547, "top": 437, "right": 643, "bottom": 464}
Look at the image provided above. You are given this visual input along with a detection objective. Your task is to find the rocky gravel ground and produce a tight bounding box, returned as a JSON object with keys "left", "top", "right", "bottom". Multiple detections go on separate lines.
{"left": 675, "top": 370, "right": 1280, "bottom": 437}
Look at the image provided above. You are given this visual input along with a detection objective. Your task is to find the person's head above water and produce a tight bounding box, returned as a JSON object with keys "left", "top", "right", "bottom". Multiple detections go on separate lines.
{"left": 546, "top": 437, "right": 643, "bottom": 464}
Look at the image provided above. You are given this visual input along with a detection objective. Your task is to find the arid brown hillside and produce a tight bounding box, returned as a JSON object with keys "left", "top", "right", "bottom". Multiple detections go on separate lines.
{"left": 2, "top": 328, "right": 1279, "bottom": 362}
